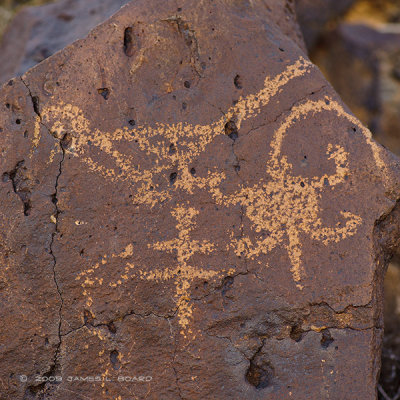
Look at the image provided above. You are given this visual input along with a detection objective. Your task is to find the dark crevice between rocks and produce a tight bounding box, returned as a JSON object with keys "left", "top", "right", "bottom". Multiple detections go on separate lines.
{"left": 2, "top": 160, "right": 32, "bottom": 216}
{"left": 379, "top": 257, "right": 400, "bottom": 400}
{"left": 45, "top": 128, "right": 66, "bottom": 391}
{"left": 20, "top": 77, "right": 41, "bottom": 118}
{"left": 3, "top": 78, "right": 46, "bottom": 218}
{"left": 32, "top": 96, "right": 40, "bottom": 117}
{"left": 21, "top": 77, "right": 53, "bottom": 137}
{"left": 245, "top": 339, "right": 274, "bottom": 390}
{"left": 373, "top": 199, "right": 400, "bottom": 399}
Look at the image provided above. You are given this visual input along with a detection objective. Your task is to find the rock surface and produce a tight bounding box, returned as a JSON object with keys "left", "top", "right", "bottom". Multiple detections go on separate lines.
{"left": 0, "top": 0, "right": 399, "bottom": 399}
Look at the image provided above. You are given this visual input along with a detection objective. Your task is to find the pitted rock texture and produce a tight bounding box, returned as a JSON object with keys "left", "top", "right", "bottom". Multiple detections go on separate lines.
{"left": 0, "top": 0, "right": 400, "bottom": 399}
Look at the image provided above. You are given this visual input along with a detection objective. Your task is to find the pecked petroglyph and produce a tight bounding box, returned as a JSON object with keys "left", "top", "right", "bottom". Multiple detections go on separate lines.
{"left": 140, "top": 204, "right": 235, "bottom": 337}
{"left": 37, "top": 55, "right": 387, "bottom": 333}
{"left": 76, "top": 205, "right": 235, "bottom": 338}
{"left": 211, "top": 98, "right": 363, "bottom": 289}
{"left": 75, "top": 243, "right": 134, "bottom": 308}
{"left": 33, "top": 57, "right": 314, "bottom": 207}
{"left": 32, "top": 57, "right": 388, "bottom": 199}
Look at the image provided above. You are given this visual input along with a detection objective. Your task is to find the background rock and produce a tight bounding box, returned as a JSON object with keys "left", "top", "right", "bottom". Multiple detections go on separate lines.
{"left": 295, "top": 0, "right": 356, "bottom": 50}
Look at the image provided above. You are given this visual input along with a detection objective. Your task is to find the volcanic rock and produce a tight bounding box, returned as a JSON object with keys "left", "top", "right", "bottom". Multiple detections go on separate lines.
{"left": 0, "top": 0, "right": 399, "bottom": 399}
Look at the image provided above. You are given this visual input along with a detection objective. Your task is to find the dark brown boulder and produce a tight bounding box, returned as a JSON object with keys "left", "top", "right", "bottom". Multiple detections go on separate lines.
{"left": 0, "top": 0, "right": 399, "bottom": 399}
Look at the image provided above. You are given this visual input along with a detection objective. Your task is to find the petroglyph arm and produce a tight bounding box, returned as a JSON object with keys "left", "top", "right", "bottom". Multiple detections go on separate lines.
{"left": 309, "top": 212, "right": 362, "bottom": 245}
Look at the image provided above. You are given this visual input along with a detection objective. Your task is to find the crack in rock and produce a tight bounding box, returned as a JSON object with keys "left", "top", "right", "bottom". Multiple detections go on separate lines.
{"left": 244, "top": 85, "right": 327, "bottom": 137}
{"left": 20, "top": 77, "right": 66, "bottom": 395}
